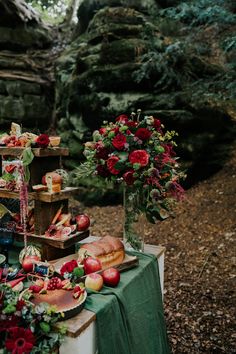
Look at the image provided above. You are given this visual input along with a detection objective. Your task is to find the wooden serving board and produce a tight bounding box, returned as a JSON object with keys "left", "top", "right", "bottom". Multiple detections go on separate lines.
{"left": 52, "top": 252, "right": 139, "bottom": 276}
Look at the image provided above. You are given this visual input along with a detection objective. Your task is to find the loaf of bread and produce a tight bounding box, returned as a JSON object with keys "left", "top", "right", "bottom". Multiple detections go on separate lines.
{"left": 78, "top": 235, "right": 125, "bottom": 269}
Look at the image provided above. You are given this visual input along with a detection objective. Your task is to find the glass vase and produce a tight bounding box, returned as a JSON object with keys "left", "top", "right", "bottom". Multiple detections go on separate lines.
{"left": 123, "top": 186, "right": 145, "bottom": 252}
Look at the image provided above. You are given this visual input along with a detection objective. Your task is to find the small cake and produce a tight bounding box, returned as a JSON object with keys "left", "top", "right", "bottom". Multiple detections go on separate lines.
{"left": 49, "top": 136, "right": 61, "bottom": 147}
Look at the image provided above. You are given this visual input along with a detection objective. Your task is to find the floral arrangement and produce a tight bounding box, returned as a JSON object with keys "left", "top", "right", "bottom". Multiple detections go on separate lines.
{"left": 77, "top": 111, "right": 185, "bottom": 224}
{"left": 0, "top": 284, "right": 65, "bottom": 353}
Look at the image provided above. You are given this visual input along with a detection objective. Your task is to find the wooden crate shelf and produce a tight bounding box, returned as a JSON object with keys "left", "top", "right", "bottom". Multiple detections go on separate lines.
{"left": 0, "top": 187, "right": 79, "bottom": 203}
{"left": 0, "top": 147, "right": 69, "bottom": 157}
{"left": 0, "top": 188, "right": 36, "bottom": 200}
{"left": 33, "top": 187, "right": 79, "bottom": 202}
{"left": 14, "top": 229, "right": 90, "bottom": 249}
{"left": 0, "top": 145, "right": 83, "bottom": 261}
{"left": 13, "top": 229, "right": 90, "bottom": 261}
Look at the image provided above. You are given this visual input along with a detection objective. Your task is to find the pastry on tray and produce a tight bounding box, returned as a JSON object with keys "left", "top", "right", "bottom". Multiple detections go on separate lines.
{"left": 78, "top": 235, "right": 125, "bottom": 269}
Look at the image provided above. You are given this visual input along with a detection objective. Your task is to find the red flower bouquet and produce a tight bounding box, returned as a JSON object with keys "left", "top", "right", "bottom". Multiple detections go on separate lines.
{"left": 0, "top": 284, "right": 65, "bottom": 353}
{"left": 77, "top": 111, "right": 185, "bottom": 228}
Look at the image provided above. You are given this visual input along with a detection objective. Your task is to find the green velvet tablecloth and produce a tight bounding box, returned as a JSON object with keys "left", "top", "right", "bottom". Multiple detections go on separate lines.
{"left": 85, "top": 251, "right": 171, "bottom": 354}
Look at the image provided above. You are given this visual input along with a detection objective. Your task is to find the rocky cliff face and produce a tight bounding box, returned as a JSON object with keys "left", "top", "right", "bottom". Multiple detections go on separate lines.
{"left": 0, "top": 0, "right": 54, "bottom": 132}
{"left": 56, "top": 0, "right": 236, "bottom": 184}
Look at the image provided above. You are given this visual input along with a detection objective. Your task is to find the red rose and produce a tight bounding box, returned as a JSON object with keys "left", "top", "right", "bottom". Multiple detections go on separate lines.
{"left": 35, "top": 134, "right": 50, "bottom": 148}
{"left": 112, "top": 134, "right": 127, "bottom": 150}
{"left": 115, "top": 114, "right": 128, "bottom": 123}
{"left": 111, "top": 127, "right": 119, "bottom": 134}
{"left": 153, "top": 118, "right": 161, "bottom": 130}
{"left": 135, "top": 128, "right": 151, "bottom": 141}
{"left": 107, "top": 156, "right": 120, "bottom": 174}
{"left": 99, "top": 127, "right": 107, "bottom": 135}
{"left": 95, "top": 143, "right": 110, "bottom": 159}
{"left": 126, "top": 121, "right": 137, "bottom": 128}
{"left": 129, "top": 150, "right": 150, "bottom": 167}
{"left": 164, "top": 143, "right": 176, "bottom": 157}
{"left": 123, "top": 170, "right": 135, "bottom": 185}
{"left": 96, "top": 165, "right": 110, "bottom": 177}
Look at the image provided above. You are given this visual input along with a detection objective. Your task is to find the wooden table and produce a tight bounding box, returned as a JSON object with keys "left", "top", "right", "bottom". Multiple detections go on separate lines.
{"left": 59, "top": 237, "right": 166, "bottom": 354}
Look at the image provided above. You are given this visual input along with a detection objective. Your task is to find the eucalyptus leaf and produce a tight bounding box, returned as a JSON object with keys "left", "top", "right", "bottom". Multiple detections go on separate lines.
{"left": 1, "top": 173, "right": 14, "bottom": 182}
{"left": 22, "top": 147, "right": 34, "bottom": 166}
{"left": 24, "top": 166, "right": 31, "bottom": 183}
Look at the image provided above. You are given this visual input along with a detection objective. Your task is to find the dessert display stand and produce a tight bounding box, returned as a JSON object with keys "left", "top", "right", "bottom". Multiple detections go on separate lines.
{"left": 57, "top": 236, "right": 166, "bottom": 354}
{"left": 0, "top": 147, "right": 89, "bottom": 261}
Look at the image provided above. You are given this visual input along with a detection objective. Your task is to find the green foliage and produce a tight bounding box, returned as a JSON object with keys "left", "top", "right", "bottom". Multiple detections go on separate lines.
{"left": 160, "top": 0, "right": 236, "bottom": 26}
{"left": 222, "top": 36, "right": 236, "bottom": 53}
{"left": 158, "top": 18, "right": 181, "bottom": 36}
{"left": 25, "top": 0, "right": 71, "bottom": 23}
{"left": 132, "top": 41, "right": 192, "bottom": 90}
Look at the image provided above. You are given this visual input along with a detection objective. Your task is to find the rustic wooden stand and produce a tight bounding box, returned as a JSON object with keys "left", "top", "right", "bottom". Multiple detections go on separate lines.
{"left": 0, "top": 147, "right": 89, "bottom": 261}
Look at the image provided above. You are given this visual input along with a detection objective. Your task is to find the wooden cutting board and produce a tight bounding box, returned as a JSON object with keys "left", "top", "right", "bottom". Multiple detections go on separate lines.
{"left": 52, "top": 252, "right": 139, "bottom": 277}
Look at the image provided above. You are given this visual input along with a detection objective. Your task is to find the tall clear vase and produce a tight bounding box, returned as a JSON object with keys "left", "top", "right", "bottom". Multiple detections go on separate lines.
{"left": 123, "top": 186, "right": 145, "bottom": 252}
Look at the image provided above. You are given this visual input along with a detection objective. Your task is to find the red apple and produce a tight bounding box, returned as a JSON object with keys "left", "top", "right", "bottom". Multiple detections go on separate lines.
{"left": 76, "top": 214, "right": 90, "bottom": 231}
{"left": 85, "top": 273, "right": 103, "bottom": 291}
{"left": 22, "top": 255, "right": 40, "bottom": 273}
{"left": 102, "top": 268, "right": 120, "bottom": 287}
{"left": 84, "top": 256, "right": 102, "bottom": 274}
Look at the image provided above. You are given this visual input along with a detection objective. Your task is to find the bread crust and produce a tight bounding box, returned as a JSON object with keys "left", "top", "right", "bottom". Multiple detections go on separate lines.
{"left": 79, "top": 236, "right": 125, "bottom": 269}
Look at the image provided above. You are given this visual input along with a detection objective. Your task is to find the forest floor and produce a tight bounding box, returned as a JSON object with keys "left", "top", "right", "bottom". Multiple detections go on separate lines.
{"left": 81, "top": 147, "right": 236, "bottom": 354}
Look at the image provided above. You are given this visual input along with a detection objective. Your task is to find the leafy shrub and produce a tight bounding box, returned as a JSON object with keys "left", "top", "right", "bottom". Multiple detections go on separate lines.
{"left": 132, "top": 41, "right": 193, "bottom": 90}
{"left": 160, "top": 0, "right": 236, "bottom": 26}
{"left": 222, "top": 36, "right": 236, "bottom": 53}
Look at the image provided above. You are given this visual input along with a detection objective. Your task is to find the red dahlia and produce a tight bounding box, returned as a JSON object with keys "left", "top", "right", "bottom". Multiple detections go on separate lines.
{"left": 5, "top": 327, "right": 35, "bottom": 354}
